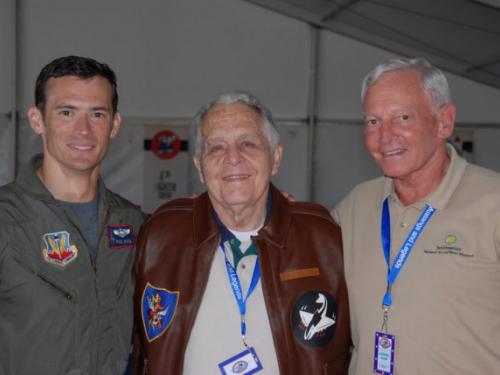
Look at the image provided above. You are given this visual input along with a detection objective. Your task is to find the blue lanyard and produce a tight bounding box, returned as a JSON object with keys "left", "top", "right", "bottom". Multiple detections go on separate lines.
{"left": 381, "top": 198, "right": 436, "bottom": 308}
{"left": 220, "top": 242, "right": 261, "bottom": 337}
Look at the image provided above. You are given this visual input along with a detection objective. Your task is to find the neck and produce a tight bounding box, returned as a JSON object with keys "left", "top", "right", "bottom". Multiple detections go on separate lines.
{"left": 37, "top": 163, "right": 99, "bottom": 203}
{"left": 212, "top": 199, "right": 267, "bottom": 232}
{"left": 394, "top": 151, "right": 450, "bottom": 206}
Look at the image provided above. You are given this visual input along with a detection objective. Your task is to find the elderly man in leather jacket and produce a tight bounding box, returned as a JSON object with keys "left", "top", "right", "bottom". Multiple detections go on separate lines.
{"left": 133, "top": 92, "right": 350, "bottom": 374}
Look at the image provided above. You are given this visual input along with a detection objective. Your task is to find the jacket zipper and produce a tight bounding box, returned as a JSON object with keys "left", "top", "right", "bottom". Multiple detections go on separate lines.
{"left": 61, "top": 203, "right": 106, "bottom": 374}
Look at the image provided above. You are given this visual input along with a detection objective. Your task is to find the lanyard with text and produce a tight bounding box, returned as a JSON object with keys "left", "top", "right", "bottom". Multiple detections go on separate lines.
{"left": 380, "top": 198, "right": 436, "bottom": 331}
{"left": 220, "top": 242, "right": 261, "bottom": 352}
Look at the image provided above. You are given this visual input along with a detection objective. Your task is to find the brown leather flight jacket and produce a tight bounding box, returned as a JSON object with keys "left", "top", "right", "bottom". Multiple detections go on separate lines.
{"left": 133, "top": 185, "right": 350, "bottom": 374}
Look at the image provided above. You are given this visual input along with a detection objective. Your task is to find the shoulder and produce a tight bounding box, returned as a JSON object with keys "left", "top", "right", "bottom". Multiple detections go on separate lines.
{"left": 452, "top": 163, "right": 500, "bottom": 205}
{"left": 334, "top": 177, "right": 385, "bottom": 215}
{"left": 0, "top": 181, "right": 32, "bottom": 225}
{"left": 332, "top": 176, "right": 385, "bottom": 226}
{"left": 140, "top": 196, "right": 202, "bottom": 236}
{"left": 283, "top": 201, "right": 341, "bottom": 242}
{"left": 289, "top": 201, "right": 336, "bottom": 225}
{"left": 463, "top": 163, "right": 500, "bottom": 187}
{"left": 345, "top": 176, "right": 385, "bottom": 200}
{"left": 146, "top": 197, "right": 198, "bottom": 227}
{"left": 152, "top": 196, "right": 197, "bottom": 216}
{"left": 105, "top": 189, "right": 147, "bottom": 223}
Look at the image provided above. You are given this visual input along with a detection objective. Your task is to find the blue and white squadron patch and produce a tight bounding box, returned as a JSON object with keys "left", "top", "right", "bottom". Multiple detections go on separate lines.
{"left": 42, "top": 231, "right": 78, "bottom": 267}
{"left": 107, "top": 224, "right": 135, "bottom": 249}
{"left": 141, "top": 282, "right": 179, "bottom": 342}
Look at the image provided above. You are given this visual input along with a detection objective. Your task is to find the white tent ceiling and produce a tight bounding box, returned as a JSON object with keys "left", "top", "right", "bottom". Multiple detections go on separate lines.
{"left": 244, "top": 0, "right": 500, "bottom": 89}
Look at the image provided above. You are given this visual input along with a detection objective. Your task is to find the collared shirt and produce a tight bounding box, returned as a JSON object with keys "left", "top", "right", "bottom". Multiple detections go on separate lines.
{"left": 183, "top": 189, "right": 279, "bottom": 374}
{"left": 334, "top": 145, "right": 500, "bottom": 374}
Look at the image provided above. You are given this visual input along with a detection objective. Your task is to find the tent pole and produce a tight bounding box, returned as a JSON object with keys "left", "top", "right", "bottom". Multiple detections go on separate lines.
{"left": 305, "top": 25, "right": 319, "bottom": 201}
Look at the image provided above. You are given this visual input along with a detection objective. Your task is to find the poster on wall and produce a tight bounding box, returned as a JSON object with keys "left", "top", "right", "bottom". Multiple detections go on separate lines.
{"left": 143, "top": 124, "right": 191, "bottom": 214}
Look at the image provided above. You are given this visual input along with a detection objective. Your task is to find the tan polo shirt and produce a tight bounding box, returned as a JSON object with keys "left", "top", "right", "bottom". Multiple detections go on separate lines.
{"left": 333, "top": 146, "right": 500, "bottom": 374}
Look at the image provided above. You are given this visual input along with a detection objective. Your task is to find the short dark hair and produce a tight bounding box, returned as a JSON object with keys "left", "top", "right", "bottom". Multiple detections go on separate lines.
{"left": 34, "top": 55, "right": 118, "bottom": 114}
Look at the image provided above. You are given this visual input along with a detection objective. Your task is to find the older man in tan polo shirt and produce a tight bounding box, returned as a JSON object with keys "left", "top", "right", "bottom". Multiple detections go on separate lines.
{"left": 334, "top": 57, "right": 500, "bottom": 374}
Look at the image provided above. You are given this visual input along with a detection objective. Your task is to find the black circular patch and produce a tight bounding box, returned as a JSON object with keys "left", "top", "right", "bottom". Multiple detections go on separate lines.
{"left": 291, "top": 290, "right": 337, "bottom": 347}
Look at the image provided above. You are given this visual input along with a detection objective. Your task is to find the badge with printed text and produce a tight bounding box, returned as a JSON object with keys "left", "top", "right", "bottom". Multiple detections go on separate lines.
{"left": 218, "top": 347, "right": 263, "bottom": 375}
{"left": 141, "top": 282, "right": 179, "bottom": 342}
{"left": 107, "top": 224, "right": 135, "bottom": 249}
{"left": 374, "top": 331, "right": 395, "bottom": 374}
{"left": 42, "top": 231, "right": 78, "bottom": 267}
{"left": 291, "top": 290, "right": 337, "bottom": 347}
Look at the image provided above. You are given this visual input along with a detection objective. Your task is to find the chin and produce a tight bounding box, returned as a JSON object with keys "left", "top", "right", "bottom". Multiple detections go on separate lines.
{"left": 216, "top": 191, "right": 255, "bottom": 206}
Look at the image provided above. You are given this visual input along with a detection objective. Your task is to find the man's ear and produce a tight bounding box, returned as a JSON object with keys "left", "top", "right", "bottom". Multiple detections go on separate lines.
{"left": 27, "top": 106, "right": 45, "bottom": 135}
{"left": 437, "top": 102, "right": 456, "bottom": 140}
{"left": 110, "top": 112, "right": 122, "bottom": 139}
{"left": 271, "top": 144, "right": 283, "bottom": 176}
{"left": 193, "top": 155, "right": 205, "bottom": 184}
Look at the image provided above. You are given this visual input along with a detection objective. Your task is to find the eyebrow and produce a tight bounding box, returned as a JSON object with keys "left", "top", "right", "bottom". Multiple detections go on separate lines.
{"left": 53, "top": 104, "right": 111, "bottom": 112}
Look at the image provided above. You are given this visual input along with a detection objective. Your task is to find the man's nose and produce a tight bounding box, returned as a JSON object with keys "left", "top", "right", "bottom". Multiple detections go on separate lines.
{"left": 74, "top": 115, "right": 91, "bottom": 134}
{"left": 225, "top": 144, "right": 243, "bottom": 165}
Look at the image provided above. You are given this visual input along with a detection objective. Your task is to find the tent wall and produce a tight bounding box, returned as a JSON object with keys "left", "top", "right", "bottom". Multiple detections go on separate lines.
{"left": 0, "top": 0, "right": 16, "bottom": 185}
{"left": 3, "top": 0, "right": 500, "bottom": 209}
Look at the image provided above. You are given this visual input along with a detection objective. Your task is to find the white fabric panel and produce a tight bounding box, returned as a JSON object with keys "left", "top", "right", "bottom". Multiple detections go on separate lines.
{"left": 17, "top": 117, "right": 43, "bottom": 167}
{"left": 313, "top": 122, "right": 381, "bottom": 210}
{"left": 317, "top": 31, "right": 500, "bottom": 123}
{"left": 272, "top": 123, "right": 309, "bottom": 200}
{"left": 0, "top": 117, "right": 12, "bottom": 186}
{"left": 101, "top": 120, "right": 144, "bottom": 207}
{"left": 473, "top": 128, "right": 500, "bottom": 173}
{"left": 17, "top": 0, "right": 310, "bottom": 119}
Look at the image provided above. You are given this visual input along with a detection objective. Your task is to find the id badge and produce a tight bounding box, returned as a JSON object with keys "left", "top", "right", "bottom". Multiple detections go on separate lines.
{"left": 218, "top": 347, "right": 263, "bottom": 375}
{"left": 373, "top": 331, "right": 395, "bottom": 374}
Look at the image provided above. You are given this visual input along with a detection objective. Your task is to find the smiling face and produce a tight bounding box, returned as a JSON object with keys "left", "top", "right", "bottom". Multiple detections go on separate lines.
{"left": 363, "top": 69, "right": 455, "bottom": 183}
{"left": 194, "top": 102, "right": 282, "bottom": 215}
{"left": 28, "top": 75, "right": 121, "bottom": 178}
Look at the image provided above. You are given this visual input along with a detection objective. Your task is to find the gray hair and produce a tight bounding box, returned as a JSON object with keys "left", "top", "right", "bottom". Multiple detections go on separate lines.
{"left": 361, "top": 57, "right": 451, "bottom": 111}
{"left": 191, "top": 91, "right": 280, "bottom": 157}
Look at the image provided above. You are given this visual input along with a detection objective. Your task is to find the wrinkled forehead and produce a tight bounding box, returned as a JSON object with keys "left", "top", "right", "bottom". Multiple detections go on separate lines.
{"left": 201, "top": 102, "right": 264, "bottom": 137}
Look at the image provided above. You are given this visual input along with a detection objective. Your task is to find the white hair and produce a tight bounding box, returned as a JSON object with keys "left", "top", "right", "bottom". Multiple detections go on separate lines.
{"left": 361, "top": 57, "right": 451, "bottom": 111}
{"left": 191, "top": 91, "right": 280, "bottom": 157}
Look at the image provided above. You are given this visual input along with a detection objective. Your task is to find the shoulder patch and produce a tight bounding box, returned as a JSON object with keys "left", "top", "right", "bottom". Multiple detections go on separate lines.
{"left": 141, "top": 282, "right": 179, "bottom": 342}
{"left": 42, "top": 231, "right": 78, "bottom": 267}
{"left": 291, "top": 290, "right": 337, "bottom": 347}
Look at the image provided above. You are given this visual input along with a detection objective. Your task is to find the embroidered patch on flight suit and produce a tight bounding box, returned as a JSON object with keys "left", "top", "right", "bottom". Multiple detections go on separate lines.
{"left": 291, "top": 290, "right": 337, "bottom": 347}
{"left": 141, "top": 282, "right": 179, "bottom": 342}
{"left": 42, "top": 231, "right": 78, "bottom": 267}
{"left": 107, "top": 224, "right": 135, "bottom": 249}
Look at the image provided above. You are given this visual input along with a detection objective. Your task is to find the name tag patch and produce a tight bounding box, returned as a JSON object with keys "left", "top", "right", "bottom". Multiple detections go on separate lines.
{"left": 107, "top": 224, "right": 134, "bottom": 249}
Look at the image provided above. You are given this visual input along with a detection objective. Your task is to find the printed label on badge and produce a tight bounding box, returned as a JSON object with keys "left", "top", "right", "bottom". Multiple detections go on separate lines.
{"left": 107, "top": 224, "right": 135, "bottom": 249}
{"left": 291, "top": 290, "right": 337, "bottom": 347}
{"left": 141, "top": 282, "right": 179, "bottom": 342}
{"left": 218, "top": 347, "right": 263, "bottom": 375}
{"left": 374, "top": 331, "right": 395, "bottom": 374}
{"left": 42, "top": 231, "right": 78, "bottom": 267}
